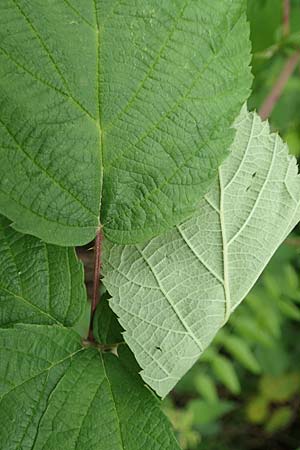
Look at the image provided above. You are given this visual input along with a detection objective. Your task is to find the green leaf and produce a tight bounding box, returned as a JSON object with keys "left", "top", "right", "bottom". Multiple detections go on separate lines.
{"left": 211, "top": 355, "right": 240, "bottom": 394}
{"left": 246, "top": 291, "right": 281, "bottom": 339}
{"left": 0, "top": 325, "right": 180, "bottom": 450}
{"left": 283, "top": 265, "right": 299, "bottom": 293}
{"left": 278, "top": 299, "right": 300, "bottom": 321}
{"left": 103, "top": 108, "right": 300, "bottom": 397}
{"left": 0, "top": 215, "right": 86, "bottom": 327}
{"left": 246, "top": 396, "right": 269, "bottom": 424}
{"left": 195, "top": 373, "right": 218, "bottom": 403}
{"left": 0, "top": 0, "right": 252, "bottom": 246}
{"left": 187, "top": 399, "right": 234, "bottom": 426}
{"left": 245, "top": 290, "right": 282, "bottom": 339}
{"left": 265, "top": 407, "right": 293, "bottom": 434}
{"left": 93, "top": 292, "right": 124, "bottom": 345}
{"left": 255, "top": 344, "right": 290, "bottom": 377}
{"left": 259, "top": 373, "right": 300, "bottom": 402}
{"left": 263, "top": 272, "right": 282, "bottom": 299}
{"left": 72, "top": 297, "right": 91, "bottom": 338}
{"left": 222, "top": 335, "right": 261, "bottom": 374}
{"left": 231, "top": 314, "right": 274, "bottom": 347}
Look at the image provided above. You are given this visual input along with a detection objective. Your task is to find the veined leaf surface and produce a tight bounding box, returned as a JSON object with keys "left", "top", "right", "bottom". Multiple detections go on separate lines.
{"left": 103, "top": 109, "right": 300, "bottom": 397}
{"left": 0, "top": 0, "right": 251, "bottom": 245}
{"left": 0, "top": 215, "right": 85, "bottom": 326}
{"left": 0, "top": 325, "right": 180, "bottom": 450}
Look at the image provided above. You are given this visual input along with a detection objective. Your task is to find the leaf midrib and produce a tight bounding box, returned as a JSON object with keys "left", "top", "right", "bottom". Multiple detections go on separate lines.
{"left": 135, "top": 245, "right": 204, "bottom": 352}
{"left": 104, "top": 2, "right": 237, "bottom": 173}
{"left": 93, "top": 0, "right": 104, "bottom": 226}
{"left": 102, "top": 12, "right": 245, "bottom": 235}
{"left": 103, "top": 0, "right": 191, "bottom": 134}
{"left": 218, "top": 167, "right": 231, "bottom": 324}
{"left": 100, "top": 351, "right": 126, "bottom": 450}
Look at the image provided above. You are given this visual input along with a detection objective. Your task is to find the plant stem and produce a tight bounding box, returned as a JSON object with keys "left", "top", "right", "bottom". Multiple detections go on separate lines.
{"left": 283, "top": 0, "right": 290, "bottom": 37}
{"left": 88, "top": 228, "right": 103, "bottom": 342}
{"left": 259, "top": 51, "right": 300, "bottom": 120}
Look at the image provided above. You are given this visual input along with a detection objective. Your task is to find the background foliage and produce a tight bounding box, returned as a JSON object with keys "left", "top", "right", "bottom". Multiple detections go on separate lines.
{"left": 1, "top": 1, "right": 299, "bottom": 449}
{"left": 162, "top": 1, "right": 300, "bottom": 449}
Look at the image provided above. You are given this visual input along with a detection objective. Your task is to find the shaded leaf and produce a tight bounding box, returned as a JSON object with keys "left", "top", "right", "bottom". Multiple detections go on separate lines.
{"left": 223, "top": 335, "right": 261, "bottom": 374}
{"left": 246, "top": 291, "right": 281, "bottom": 339}
{"left": 246, "top": 396, "right": 269, "bottom": 424}
{"left": 187, "top": 399, "right": 234, "bottom": 426}
{"left": 265, "top": 407, "right": 293, "bottom": 434}
{"left": 195, "top": 373, "right": 218, "bottom": 403}
{"left": 93, "top": 292, "right": 124, "bottom": 345}
{"left": 259, "top": 373, "right": 300, "bottom": 402}
{"left": 231, "top": 312, "right": 274, "bottom": 347}
{"left": 0, "top": 215, "right": 85, "bottom": 327}
{"left": 211, "top": 355, "right": 240, "bottom": 395}
{"left": 278, "top": 299, "right": 300, "bottom": 321}
{"left": 255, "top": 344, "right": 290, "bottom": 377}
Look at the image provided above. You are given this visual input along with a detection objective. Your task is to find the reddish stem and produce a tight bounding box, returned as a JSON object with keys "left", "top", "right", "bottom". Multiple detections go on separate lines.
{"left": 259, "top": 52, "right": 300, "bottom": 120}
{"left": 285, "top": 237, "right": 300, "bottom": 247}
{"left": 88, "top": 228, "right": 103, "bottom": 342}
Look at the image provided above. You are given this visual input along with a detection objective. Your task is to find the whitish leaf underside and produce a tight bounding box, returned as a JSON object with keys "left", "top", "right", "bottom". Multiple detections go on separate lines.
{"left": 103, "top": 109, "right": 300, "bottom": 397}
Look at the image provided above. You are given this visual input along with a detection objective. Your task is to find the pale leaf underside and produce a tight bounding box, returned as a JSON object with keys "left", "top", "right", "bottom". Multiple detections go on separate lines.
{"left": 103, "top": 109, "right": 300, "bottom": 397}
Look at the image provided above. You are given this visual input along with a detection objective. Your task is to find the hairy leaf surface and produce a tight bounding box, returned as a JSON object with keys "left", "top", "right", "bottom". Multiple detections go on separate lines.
{"left": 0, "top": 216, "right": 85, "bottom": 327}
{"left": 0, "top": 0, "right": 251, "bottom": 245}
{"left": 103, "top": 109, "right": 300, "bottom": 397}
{"left": 0, "top": 325, "right": 180, "bottom": 450}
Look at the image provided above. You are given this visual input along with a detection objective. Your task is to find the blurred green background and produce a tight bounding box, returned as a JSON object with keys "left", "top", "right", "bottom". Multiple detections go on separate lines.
{"left": 163, "top": 1, "right": 300, "bottom": 449}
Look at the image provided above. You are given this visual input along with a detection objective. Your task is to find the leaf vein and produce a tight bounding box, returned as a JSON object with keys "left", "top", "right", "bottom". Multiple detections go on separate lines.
{"left": 135, "top": 245, "right": 204, "bottom": 351}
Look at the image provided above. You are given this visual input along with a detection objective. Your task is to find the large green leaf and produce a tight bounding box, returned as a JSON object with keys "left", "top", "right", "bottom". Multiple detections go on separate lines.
{"left": 0, "top": 325, "right": 180, "bottom": 450}
{"left": 0, "top": 0, "right": 252, "bottom": 246}
{"left": 103, "top": 108, "right": 300, "bottom": 397}
{"left": 0, "top": 215, "right": 85, "bottom": 326}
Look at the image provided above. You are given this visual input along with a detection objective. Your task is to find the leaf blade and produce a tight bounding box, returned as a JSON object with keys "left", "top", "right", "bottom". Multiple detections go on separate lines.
{"left": 0, "top": 216, "right": 86, "bottom": 326}
{"left": 0, "top": 0, "right": 252, "bottom": 245}
{"left": 103, "top": 108, "right": 300, "bottom": 396}
{"left": 0, "top": 325, "right": 180, "bottom": 450}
